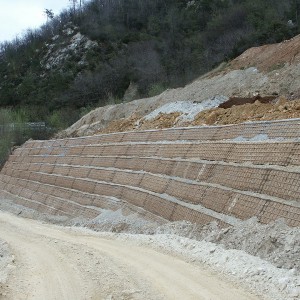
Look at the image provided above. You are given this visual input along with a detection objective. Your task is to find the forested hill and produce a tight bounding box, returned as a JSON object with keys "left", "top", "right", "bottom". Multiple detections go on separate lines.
{"left": 0, "top": 0, "right": 299, "bottom": 128}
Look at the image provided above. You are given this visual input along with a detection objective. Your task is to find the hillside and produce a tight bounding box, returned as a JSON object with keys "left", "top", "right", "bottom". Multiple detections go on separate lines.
{"left": 1, "top": 0, "right": 300, "bottom": 129}
{"left": 58, "top": 33, "right": 300, "bottom": 137}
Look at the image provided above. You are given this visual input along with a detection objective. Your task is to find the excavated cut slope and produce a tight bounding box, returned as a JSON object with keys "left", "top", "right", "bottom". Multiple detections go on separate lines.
{"left": 58, "top": 34, "right": 300, "bottom": 138}
{"left": 0, "top": 119, "right": 300, "bottom": 227}
{"left": 228, "top": 35, "right": 300, "bottom": 72}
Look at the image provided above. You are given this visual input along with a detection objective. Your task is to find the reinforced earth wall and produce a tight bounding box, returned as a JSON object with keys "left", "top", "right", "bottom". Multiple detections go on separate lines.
{"left": 0, "top": 119, "right": 299, "bottom": 227}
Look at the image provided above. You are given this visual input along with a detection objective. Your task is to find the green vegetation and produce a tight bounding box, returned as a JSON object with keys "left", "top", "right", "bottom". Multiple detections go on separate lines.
{"left": 0, "top": 0, "right": 299, "bottom": 131}
{"left": 0, "top": 109, "right": 13, "bottom": 167}
{"left": 268, "top": 62, "right": 286, "bottom": 72}
{"left": 0, "top": 109, "right": 53, "bottom": 167}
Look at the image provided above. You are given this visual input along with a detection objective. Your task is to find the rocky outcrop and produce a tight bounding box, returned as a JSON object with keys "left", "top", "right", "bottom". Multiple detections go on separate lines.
{"left": 41, "top": 24, "right": 98, "bottom": 71}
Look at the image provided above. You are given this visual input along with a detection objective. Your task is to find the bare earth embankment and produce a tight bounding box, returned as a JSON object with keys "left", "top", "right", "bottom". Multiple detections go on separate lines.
{"left": 57, "top": 35, "right": 300, "bottom": 138}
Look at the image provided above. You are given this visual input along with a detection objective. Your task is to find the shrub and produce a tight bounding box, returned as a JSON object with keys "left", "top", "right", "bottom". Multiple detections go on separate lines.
{"left": 147, "top": 83, "right": 166, "bottom": 97}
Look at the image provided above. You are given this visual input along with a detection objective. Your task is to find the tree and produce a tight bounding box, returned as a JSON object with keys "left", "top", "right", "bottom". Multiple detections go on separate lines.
{"left": 44, "top": 9, "right": 54, "bottom": 22}
{"left": 69, "top": 0, "right": 78, "bottom": 14}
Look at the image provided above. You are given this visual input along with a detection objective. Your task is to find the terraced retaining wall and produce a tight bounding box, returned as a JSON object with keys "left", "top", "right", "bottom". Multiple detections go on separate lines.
{"left": 0, "top": 119, "right": 300, "bottom": 227}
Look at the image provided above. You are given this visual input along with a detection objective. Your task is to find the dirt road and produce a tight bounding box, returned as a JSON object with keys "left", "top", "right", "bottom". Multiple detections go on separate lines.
{"left": 0, "top": 211, "right": 259, "bottom": 300}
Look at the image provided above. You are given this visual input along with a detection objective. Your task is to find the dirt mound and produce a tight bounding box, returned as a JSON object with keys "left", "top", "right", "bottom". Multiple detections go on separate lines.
{"left": 156, "top": 217, "right": 300, "bottom": 272}
{"left": 94, "top": 98, "right": 300, "bottom": 134}
{"left": 131, "top": 230, "right": 300, "bottom": 300}
{"left": 207, "top": 218, "right": 300, "bottom": 271}
{"left": 227, "top": 35, "right": 300, "bottom": 72}
{"left": 99, "top": 113, "right": 141, "bottom": 134}
{"left": 99, "top": 112, "right": 181, "bottom": 134}
{"left": 193, "top": 98, "right": 300, "bottom": 126}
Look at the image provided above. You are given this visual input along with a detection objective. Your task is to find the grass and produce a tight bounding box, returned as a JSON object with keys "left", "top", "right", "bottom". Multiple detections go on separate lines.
{"left": 268, "top": 62, "right": 285, "bottom": 72}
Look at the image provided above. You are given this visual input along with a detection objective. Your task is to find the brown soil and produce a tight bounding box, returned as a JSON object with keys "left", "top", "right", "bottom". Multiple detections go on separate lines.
{"left": 226, "top": 35, "right": 300, "bottom": 72}
{"left": 99, "top": 113, "right": 141, "bottom": 134}
{"left": 96, "top": 98, "right": 300, "bottom": 133}
{"left": 219, "top": 95, "right": 277, "bottom": 109}
{"left": 193, "top": 98, "right": 300, "bottom": 126}
{"left": 99, "top": 112, "right": 182, "bottom": 134}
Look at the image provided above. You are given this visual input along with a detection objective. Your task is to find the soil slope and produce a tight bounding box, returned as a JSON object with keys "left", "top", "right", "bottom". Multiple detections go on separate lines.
{"left": 226, "top": 35, "right": 300, "bottom": 73}
{"left": 88, "top": 98, "right": 300, "bottom": 134}
{"left": 58, "top": 34, "right": 300, "bottom": 137}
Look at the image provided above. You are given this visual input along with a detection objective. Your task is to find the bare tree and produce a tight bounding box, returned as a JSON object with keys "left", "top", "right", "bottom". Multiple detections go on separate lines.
{"left": 69, "top": 0, "right": 78, "bottom": 14}
{"left": 44, "top": 9, "right": 54, "bottom": 22}
{"left": 69, "top": 0, "right": 85, "bottom": 15}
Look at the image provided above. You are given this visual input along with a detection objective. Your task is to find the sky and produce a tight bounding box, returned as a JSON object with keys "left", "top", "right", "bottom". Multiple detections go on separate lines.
{"left": 0, "top": 0, "right": 71, "bottom": 42}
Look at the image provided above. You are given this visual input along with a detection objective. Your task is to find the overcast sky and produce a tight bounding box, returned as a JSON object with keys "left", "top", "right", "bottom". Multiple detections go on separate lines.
{"left": 0, "top": 0, "right": 72, "bottom": 42}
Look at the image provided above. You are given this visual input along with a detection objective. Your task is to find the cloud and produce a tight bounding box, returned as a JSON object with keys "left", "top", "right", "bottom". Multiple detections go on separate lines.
{"left": 0, "top": 0, "right": 71, "bottom": 42}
